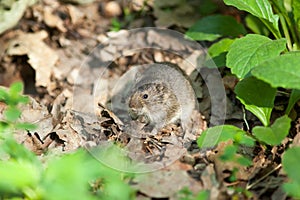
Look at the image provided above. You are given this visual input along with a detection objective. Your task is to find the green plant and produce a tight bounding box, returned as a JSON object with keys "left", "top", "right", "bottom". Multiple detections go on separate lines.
{"left": 110, "top": 6, "right": 145, "bottom": 31}
{"left": 0, "top": 82, "right": 36, "bottom": 136}
{"left": 178, "top": 187, "right": 209, "bottom": 200}
{"left": 187, "top": 0, "right": 300, "bottom": 198}
{"left": 282, "top": 146, "right": 300, "bottom": 198}
{"left": 0, "top": 82, "right": 135, "bottom": 199}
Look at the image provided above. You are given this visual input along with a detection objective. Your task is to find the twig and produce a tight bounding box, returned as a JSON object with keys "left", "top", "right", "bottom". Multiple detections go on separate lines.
{"left": 246, "top": 164, "right": 282, "bottom": 190}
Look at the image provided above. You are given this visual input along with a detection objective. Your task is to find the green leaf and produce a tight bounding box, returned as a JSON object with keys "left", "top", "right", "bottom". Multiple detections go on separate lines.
{"left": 15, "top": 122, "right": 37, "bottom": 131}
{"left": 197, "top": 125, "right": 255, "bottom": 148}
{"left": 0, "top": 121, "right": 9, "bottom": 133}
{"left": 236, "top": 156, "right": 252, "bottom": 166}
{"left": 283, "top": 182, "right": 300, "bottom": 198}
{"left": 286, "top": 89, "right": 300, "bottom": 115}
{"left": 0, "top": 160, "right": 40, "bottom": 194}
{"left": 8, "top": 82, "right": 28, "bottom": 105}
{"left": 196, "top": 190, "right": 210, "bottom": 200}
{"left": 208, "top": 38, "right": 235, "bottom": 57}
{"left": 0, "top": 88, "right": 9, "bottom": 102}
{"left": 251, "top": 53, "right": 300, "bottom": 89}
{"left": 42, "top": 149, "right": 134, "bottom": 200}
{"left": 204, "top": 53, "right": 227, "bottom": 68}
{"left": 1, "top": 138, "right": 40, "bottom": 164}
{"left": 4, "top": 107, "right": 21, "bottom": 122}
{"left": 220, "top": 145, "right": 237, "bottom": 161}
{"left": 185, "top": 15, "right": 246, "bottom": 41}
{"left": 292, "top": 0, "right": 300, "bottom": 35}
{"left": 235, "top": 76, "right": 276, "bottom": 126}
{"left": 9, "top": 82, "right": 23, "bottom": 95}
{"left": 206, "top": 38, "right": 234, "bottom": 68}
{"left": 223, "top": 0, "right": 280, "bottom": 37}
{"left": 245, "top": 14, "right": 270, "bottom": 36}
{"left": 198, "top": 0, "right": 218, "bottom": 15}
{"left": 252, "top": 115, "right": 291, "bottom": 145}
{"left": 283, "top": 146, "right": 300, "bottom": 198}
{"left": 227, "top": 34, "right": 286, "bottom": 78}
{"left": 283, "top": 147, "right": 300, "bottom": 183}
{"left": 42, "top": 150, "right": 103, "bottom": 200}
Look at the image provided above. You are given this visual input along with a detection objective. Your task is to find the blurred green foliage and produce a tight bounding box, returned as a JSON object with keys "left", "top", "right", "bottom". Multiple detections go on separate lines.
{"left": 0, "top": 82, "right": 135, "bottom": 200}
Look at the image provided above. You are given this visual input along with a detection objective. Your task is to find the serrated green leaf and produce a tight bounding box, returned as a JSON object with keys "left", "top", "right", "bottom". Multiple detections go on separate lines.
{"left": 235, "top": 76, "right": 276, "bottom": 126}
{"left": 286, "top": 89, "right": 300, "bottom": 115}
{"left": 197, "top": 125, "right": 254, "bottom": 148}
{"left": 251, "top": 53, "right": 300, "bottom": 89}
{"left": 227, "top": 34, "right": 286, "bottom": 78}
{"left": 185, "top": 15, "right": 246, "bottom": 41}
{"left": 4, "top": 107, "right": 21, "bottom": 122}
{"left": 252, "top": 115, "right": 291, "bottom": 145}
{"left": 245, "top": 14, "right": 270, "bottom": 36}
{"left": 223, "top": 0, "right": 280, "bottom": 36}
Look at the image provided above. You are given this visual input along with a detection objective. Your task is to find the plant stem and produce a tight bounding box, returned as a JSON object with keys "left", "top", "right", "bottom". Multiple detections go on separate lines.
{"left": 269, "top": 0, "right": 300, "bottom": 50}
{"left": 260, "top": 18, "right": 282, "bottom": 39}
{"left": 279, "top": 14, "right": 293, "bottom": 51}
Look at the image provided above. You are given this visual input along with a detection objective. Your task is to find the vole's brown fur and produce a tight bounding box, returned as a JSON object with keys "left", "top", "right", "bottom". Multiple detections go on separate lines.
{"left": 128, "top": 63, "right": 196, "bottom": 134}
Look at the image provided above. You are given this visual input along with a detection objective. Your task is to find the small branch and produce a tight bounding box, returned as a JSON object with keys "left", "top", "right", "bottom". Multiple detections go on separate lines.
{"left": 246, "top": 164, "right": 282, "bottom": 190}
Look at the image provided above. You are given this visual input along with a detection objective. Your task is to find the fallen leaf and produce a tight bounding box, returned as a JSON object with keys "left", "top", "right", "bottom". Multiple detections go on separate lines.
{"left": 43, "top": 6, "right": 67, "bottom": 32}
{"left": 6, "top": 31, "right": 59, "bottom": 88}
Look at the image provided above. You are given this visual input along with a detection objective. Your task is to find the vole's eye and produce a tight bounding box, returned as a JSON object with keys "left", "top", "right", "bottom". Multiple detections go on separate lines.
{"left": 142, "top": 94, "right": 148, "bottom": 99}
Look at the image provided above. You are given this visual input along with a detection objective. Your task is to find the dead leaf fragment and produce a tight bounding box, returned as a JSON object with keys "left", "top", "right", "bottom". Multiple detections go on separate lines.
{"left": 6, "top": 31, "right": 59, "bottom": 88}
{"left": 133, "top": 170, "right": 202, "bottom": 198}
{"left": 43, "top": 6, "right": 67, "bottom": 32}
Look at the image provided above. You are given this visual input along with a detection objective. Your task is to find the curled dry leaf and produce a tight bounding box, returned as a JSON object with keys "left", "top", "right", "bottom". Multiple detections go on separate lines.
{"left": 6, "top": 31, "right": 58, "bottom": 88}
{"left": 67, "top": 5, "right": 85, "bottom": 25}
{"left": 19, "top": 96, "right": 53, "bottom": 138}
{"left": 43, "top": 6, "right": 67, "bottom": 32}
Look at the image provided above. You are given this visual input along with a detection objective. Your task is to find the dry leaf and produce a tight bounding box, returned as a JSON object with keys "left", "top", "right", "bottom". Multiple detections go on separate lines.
{"left": 133, "top": 170, "right": 202, "bottom": 198}
{"left": 6, "top": 31, "right": 58, "bottom": 88}
{"left": 43, "top": 6, "right": 67, "bottom": 32}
